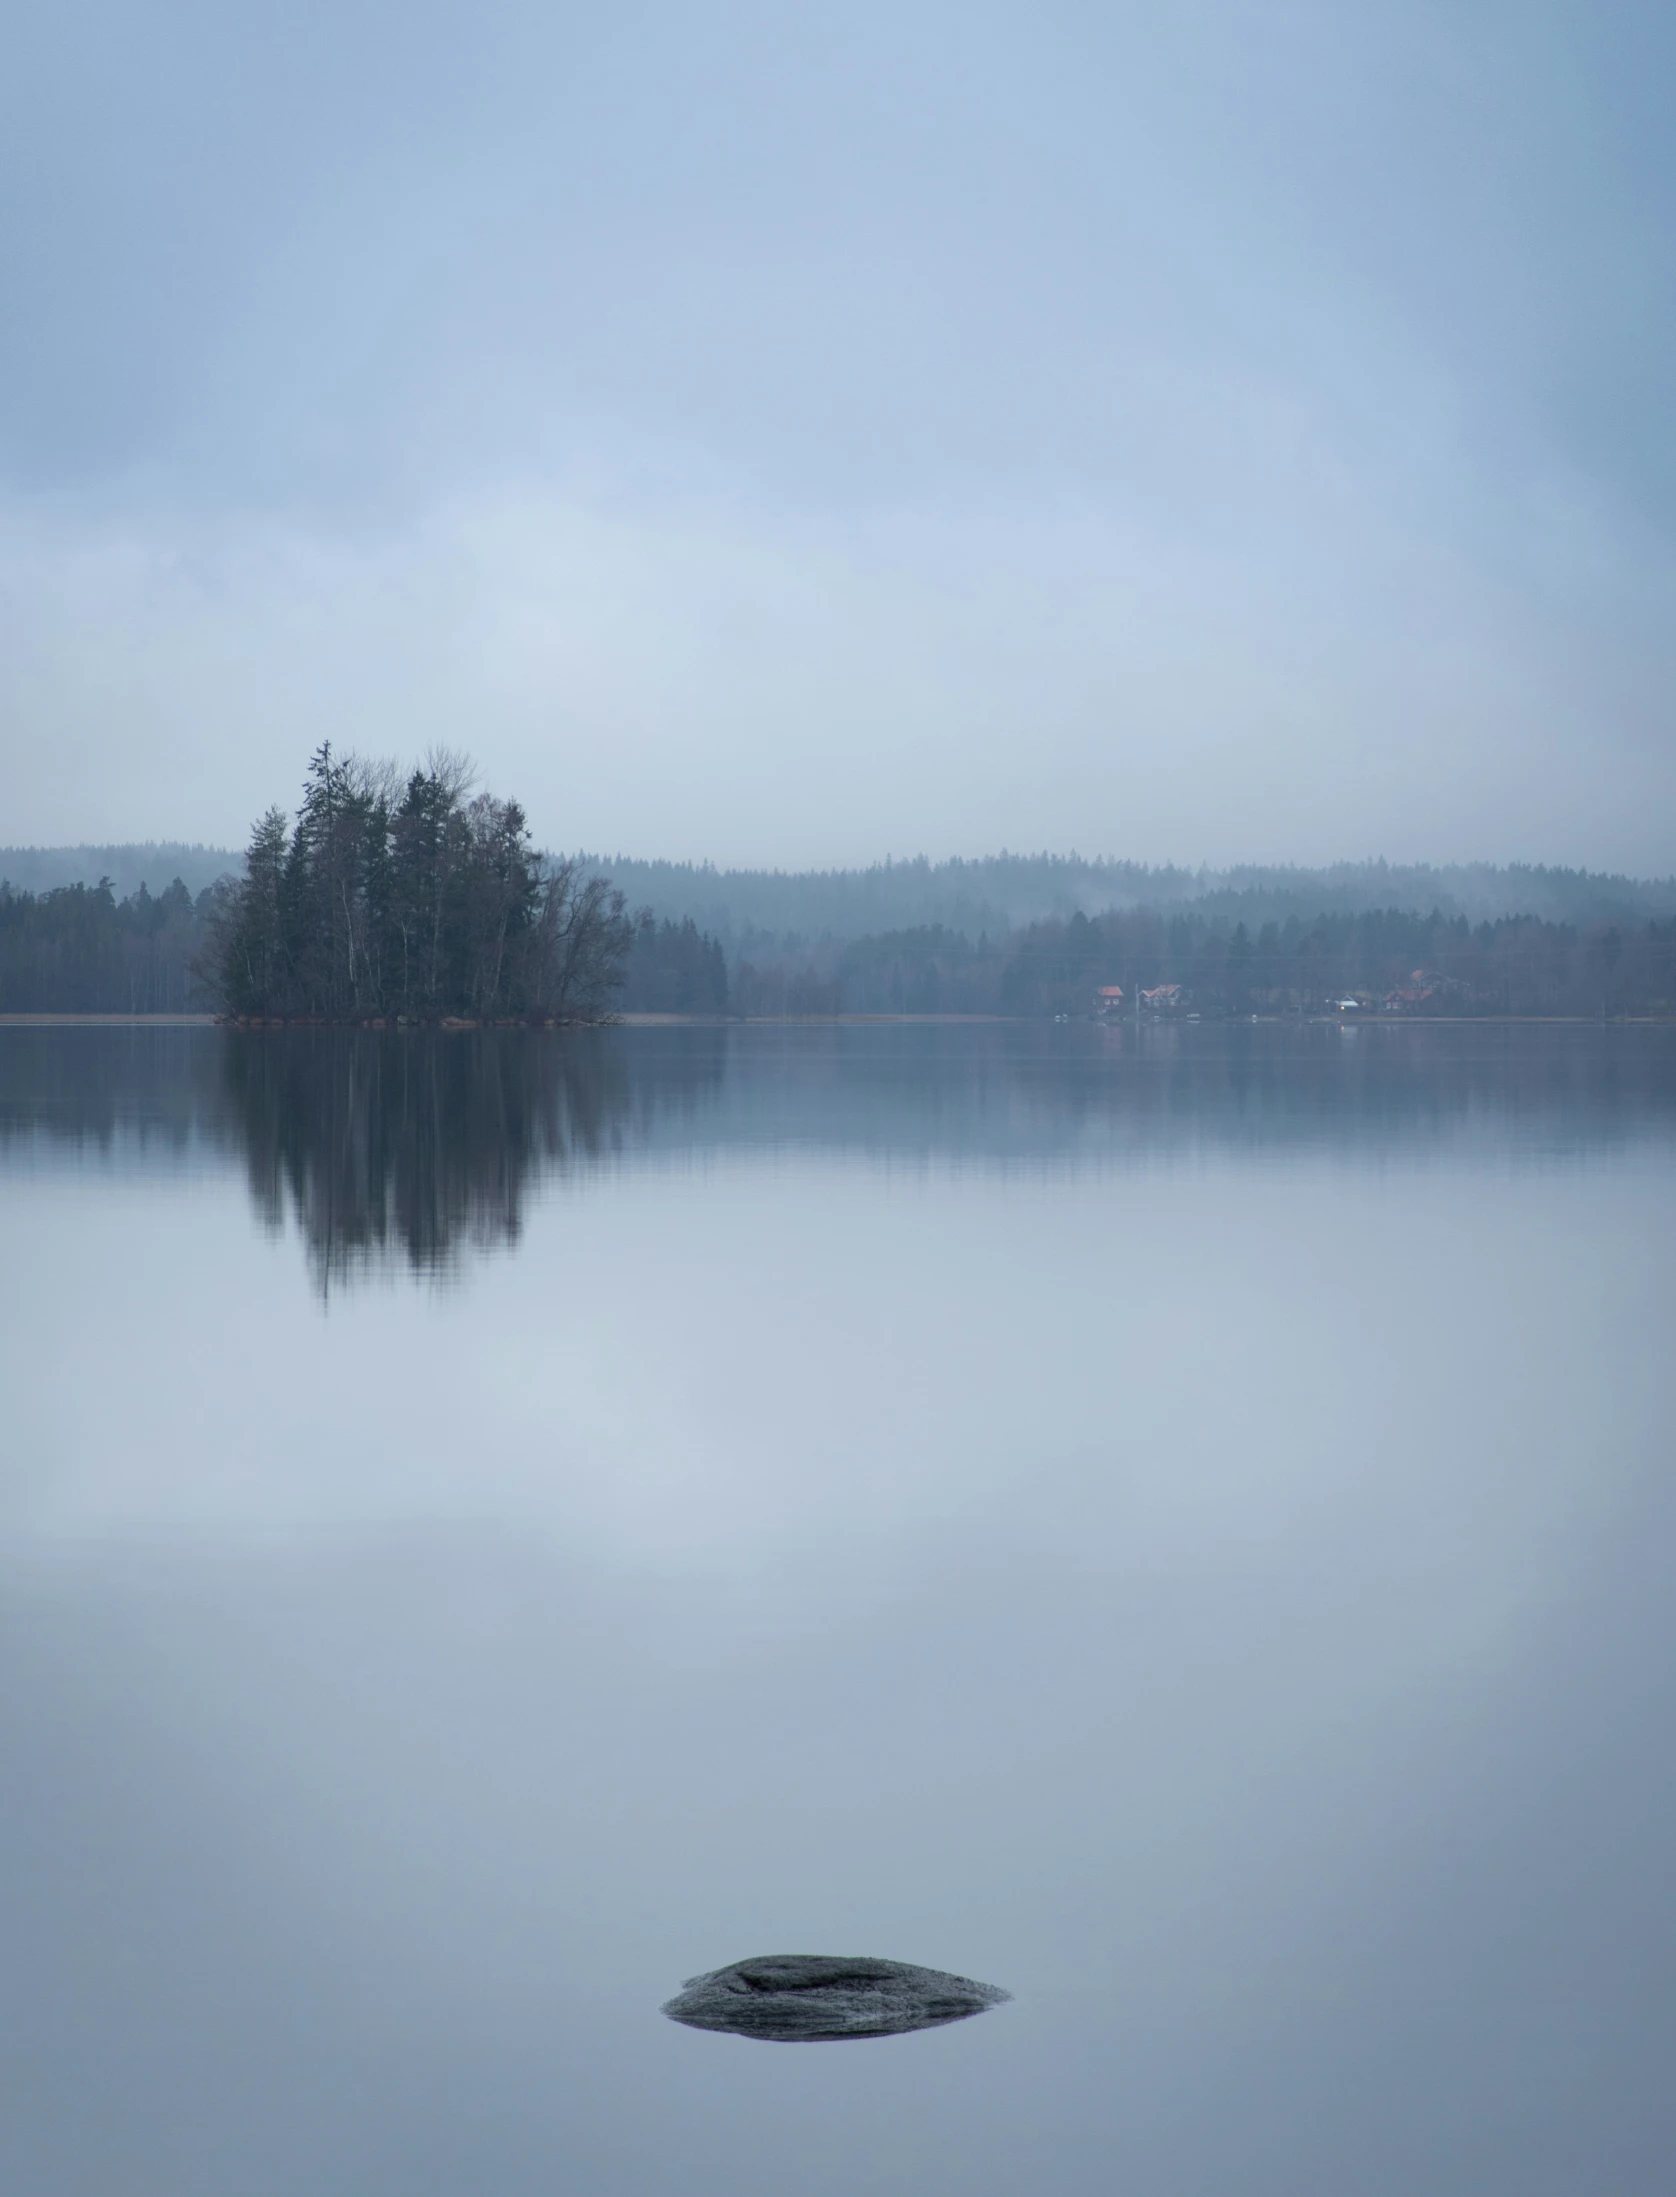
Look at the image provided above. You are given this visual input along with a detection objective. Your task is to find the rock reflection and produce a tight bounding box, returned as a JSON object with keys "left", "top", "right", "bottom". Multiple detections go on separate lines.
{"left": 662, "top": 1955, "right": 1010, "bottom": 2042}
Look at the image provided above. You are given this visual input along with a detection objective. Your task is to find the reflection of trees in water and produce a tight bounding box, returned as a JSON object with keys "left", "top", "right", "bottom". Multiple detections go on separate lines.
{"left": 994, "top": 1020, "right": 1676, "bottom": 1159}
{"left": 654, "top": 1022, "right": 1676, "bottom": 1166}
{"left": 0, "top": 1026, "right": 213, "bottom": 1158}
{"left": 3, "top": 1024, "right": 1673, "bottom": 1285}
{"left": 221, "top": 1030, "right": 715, "bottom": 1291}
{"left": 0, "top": 1025, "right": 729, "bottom": 1290}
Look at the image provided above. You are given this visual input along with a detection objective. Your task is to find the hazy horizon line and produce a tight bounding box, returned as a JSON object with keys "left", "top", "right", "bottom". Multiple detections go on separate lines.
{"left": 6, "top": 841, "right": 1676, "bottom": 892}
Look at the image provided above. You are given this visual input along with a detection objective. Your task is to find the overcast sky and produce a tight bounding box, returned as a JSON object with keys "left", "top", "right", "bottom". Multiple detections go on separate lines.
{"left": 2, "top": 0, "right": 1672, "bottom": 868}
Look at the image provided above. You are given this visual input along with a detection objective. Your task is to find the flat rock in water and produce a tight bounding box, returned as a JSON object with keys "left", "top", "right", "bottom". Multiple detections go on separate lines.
{"left": 661, "top": 1954, "right": 1010, "bottom": 2042}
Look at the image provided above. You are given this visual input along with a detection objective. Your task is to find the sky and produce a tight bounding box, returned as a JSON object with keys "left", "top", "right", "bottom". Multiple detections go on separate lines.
{"left": 1, "top": 0, "right": 1673, "bottom": 870}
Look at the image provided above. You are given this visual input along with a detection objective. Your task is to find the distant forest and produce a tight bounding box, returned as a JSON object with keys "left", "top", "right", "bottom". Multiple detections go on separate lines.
{"left": 0, "top": 843, "right": 235, "bottom": 902}
{"left": 579, "top": 851, "right": 1676, "bottom": 952}
{"left": 0, "top": 774, "right": 724, "bottom": 1020}
{"left": 10, "top": 845, "right": 1676, "bottom": 948}
{"left": 0, "top": 874, "right": 732, "bottom": 1018}
{"left": 2, "top": 836, "right": 1674, "bottom": 1018}
{"left": 0, "top": 875, "right": 212, "bottom": 1013}
{"left": 732, "top": 908, "right": 1676, "bottom": 1019}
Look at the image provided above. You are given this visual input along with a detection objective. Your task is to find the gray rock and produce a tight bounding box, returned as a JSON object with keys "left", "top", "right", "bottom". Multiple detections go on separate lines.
{"left": 661, "top": 1954, "right": 1010, "bottom": 2042}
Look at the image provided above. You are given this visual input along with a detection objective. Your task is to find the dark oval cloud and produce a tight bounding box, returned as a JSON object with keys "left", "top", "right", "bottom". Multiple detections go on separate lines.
{"left": 662, "top": 1954, "right": 1010, "bottom": 2042}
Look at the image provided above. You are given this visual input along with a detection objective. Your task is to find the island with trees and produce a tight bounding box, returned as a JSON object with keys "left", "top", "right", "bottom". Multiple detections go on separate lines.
{"left": 207, "top": 746, "right": 633, "bottom": 1024}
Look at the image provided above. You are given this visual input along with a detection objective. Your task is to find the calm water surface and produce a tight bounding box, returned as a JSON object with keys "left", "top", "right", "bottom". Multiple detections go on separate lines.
{"left": 2, "top": 1023, "right": 1673, "bottom": 2194}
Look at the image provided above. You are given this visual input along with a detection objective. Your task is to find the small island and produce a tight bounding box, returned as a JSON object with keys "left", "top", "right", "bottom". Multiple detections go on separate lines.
{"left": 207, "top": 745, "right": 632, "bottom": 1025}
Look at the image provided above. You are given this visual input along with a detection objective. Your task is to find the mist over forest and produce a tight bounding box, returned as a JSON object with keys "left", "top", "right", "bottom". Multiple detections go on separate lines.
{"left": 7, "top": 845, "right": 1676, "bottom": 944}
{"left": 4, "top": 837, "right": 1676, "bottom": 1020}
{"left": 584, "top": 853, "right": 1676, "bottom": 956}
{"left": 0, "top": 844, "right": 240, "bottom": 902}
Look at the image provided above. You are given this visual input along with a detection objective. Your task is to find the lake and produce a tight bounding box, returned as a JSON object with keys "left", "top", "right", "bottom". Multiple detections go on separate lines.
{"left": 2, "top": 1021, "right": 1673, "bottom": 2194}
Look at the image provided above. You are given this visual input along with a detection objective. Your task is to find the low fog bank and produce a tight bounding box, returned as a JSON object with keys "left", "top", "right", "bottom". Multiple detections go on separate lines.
{"left": 0, "top": 845, "right": 239, "bottom": 901}
{"left": 9, "top": 848, "right": 1676, "bottom": 951}
{"left": 588, "top": 854, "right": 1676, "bottom": 956}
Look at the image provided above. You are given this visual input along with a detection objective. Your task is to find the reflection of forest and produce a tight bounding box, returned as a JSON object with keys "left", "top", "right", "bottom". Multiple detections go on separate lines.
{"left": 2, "top": 1023, "right": 1673, "bottom": 1286}
{"left": 607, "top": 1022, "right": 1676, "bottom": 1168}
{"left": 0, "top": 1026, "right": 723, "bottom": 1290}
{"left": 221, "top": 1032, "right": 667, "bottom": 1289}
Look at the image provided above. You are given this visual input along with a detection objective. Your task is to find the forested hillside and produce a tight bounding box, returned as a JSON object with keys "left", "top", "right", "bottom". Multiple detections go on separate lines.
{"left": 733, "top": 907, "right": 1676, "bottom": 1019}
{"left": 617, "top": 916, "right": 729, "bottom": 1015}
{"left": 0, "top": 877, "right": 213, "bottom": 1012}
{"left": 5, "top": 834, "right": 1674, "bottom": 1018}
{"left": 0, "top": 843, "right": 236, "bottom": 900}
{"left": 578, "top": 852, "right": 1676, "bottom": 953}
{"left": 14, "top": 845, "right": 1676, "bottom": 950}
{"left": 0, "top": 872, "right": 733, "bottom": 1018}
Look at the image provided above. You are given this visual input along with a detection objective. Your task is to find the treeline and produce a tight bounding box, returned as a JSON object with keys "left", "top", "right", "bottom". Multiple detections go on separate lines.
{"left": 0, "top": 791, "right": 730, "bottom": 1021}
{"left": 0, "top": 876, "right": 213, "bottom": 1012}
{"left": 583, "top": 850, "right": 1676, "bottom": 952}
{"left": 734, "top": 907, "right": 1676, "bottom": 1018}
{"left": 0, "top": 842, "right": 236, "bottom": 901}
{"left": 6, "top": 823, "right": 1674, "bottom": 1019}
{"left": 209, "top": 747, "right": 632, "bottom": 1023}
{"left": 618, "top": 914, "right": 729, "bottom": 1014}
{"left": 14, "top": 841, "right": 1676, "bottom": 956}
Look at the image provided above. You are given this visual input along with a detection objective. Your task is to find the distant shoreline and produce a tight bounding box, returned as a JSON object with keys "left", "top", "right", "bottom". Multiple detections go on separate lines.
{"left": 0, "top": 1013, "right": 219, "bottom": 1027}
{"left": 3, "top": 1012, "right": 1673, "bottom": 1031}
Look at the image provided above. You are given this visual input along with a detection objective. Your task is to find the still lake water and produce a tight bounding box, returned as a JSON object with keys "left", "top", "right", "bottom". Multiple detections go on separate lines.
{"left": 2, "top": 1021, "right": 1674, "bottom": 2195}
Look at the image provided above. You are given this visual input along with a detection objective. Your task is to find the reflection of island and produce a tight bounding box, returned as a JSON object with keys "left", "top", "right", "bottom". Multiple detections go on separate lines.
{"left": 220, "top": 1029, "right": 720, "bottom": 1291}
{"left": 3, "top": 1022, "right": 1673, "bottom": 1289}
